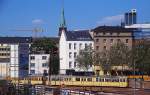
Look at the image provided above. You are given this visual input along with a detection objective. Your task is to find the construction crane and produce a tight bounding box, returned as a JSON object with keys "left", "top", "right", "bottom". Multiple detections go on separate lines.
{"left": 11, "top": 27, "right": 44, "bottom": 38}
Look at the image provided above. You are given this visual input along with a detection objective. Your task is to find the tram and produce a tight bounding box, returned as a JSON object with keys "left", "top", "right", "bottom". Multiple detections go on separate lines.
{"left": 47, "top": 75, "right": 128, "bottom": 87}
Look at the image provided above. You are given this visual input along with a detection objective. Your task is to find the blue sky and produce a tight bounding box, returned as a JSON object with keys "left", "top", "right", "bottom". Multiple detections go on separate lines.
{"left": 0, "top": 0, "right": 150, "bottom": 37}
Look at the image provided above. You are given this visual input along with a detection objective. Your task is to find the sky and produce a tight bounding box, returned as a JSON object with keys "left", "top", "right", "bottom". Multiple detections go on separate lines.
{"left": 0, "top": 0, "right": 150, "bottom": 37}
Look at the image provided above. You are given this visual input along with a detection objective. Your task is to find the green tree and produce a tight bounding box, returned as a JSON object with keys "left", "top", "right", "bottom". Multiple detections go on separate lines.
{"left": 109, "top": 42, "right": 131, "bottom": 75}
{"left": 131, "top": 39, "right": 150, "bottom": 75}
{"left": 93, "top": 51, "right": 112, "bottom": 75}
{"left": 31, "top": 38, "right": 59, "bottom": 75}
{"left": 76, "top": 46, "right": 93, "bottom": 73}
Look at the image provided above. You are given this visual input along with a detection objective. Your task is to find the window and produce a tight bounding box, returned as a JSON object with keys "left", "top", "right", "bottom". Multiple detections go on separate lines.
{"left": 95, "top": 32, "right": 99, "bottom": 35}
{"left": 74, "top": 43, "right": 76, "bottom": 50}
{"left": 87, "top": 78, "right": 92, "bottom": 81}
{"left": 79, "top": 43, "right": 82, "bottom": 49}
{"left": 74, "top": 52, "right": 77, "bottom": 58}
{"left": 117, "top": 39, "right": 121, "bottom": 42}
{"left": 30, "top": 63, "right": 35, "bottom": 67}
{"left": 96, "top": 46, "right": 99, "bottom": 50}
{"left": 69, "top": 61, "right": 72, "bottom": 68}
{"left": 74, "top": 62, "right": 77, "bottom": 67}
{"left": 96, "top": 39, "right": 99, "bottom": 42}
{"left": 110, "top": 32, "right": 113, "bottom": 36}
{"left": 42, "top": 56, "right": 47, "bottom": 60}
{"left": 103, "top": 32, "right": 106, "bottom": 35}
{"left": 30, "top": 56, "right": 35, "bottom": 60}
{"left": 69, "top": 52, "right": 72, "bottom": 58}
{"left": 76, "top": 78, "right": 80, "bottom": 81}
{"left": 90, "top": 43, "right": 92, "bottom": 49}
{"left": 126, "top": 39, "right": 129, "bottom": 43}
{"left": 103, "top": 39, "right": 106, "bottom": 43}
{"left": 69, "top": 43, "right": 71, "bottom": 49}
{"left": 30, "top": 70, "right": 35, "bottom": 74}
{"left": 110, "top": 39, "right": 113, "bottom": 44}
{"left": 117, "top": 32, "right": 120, "bottom": 36}
{"left": 42, "top": 63, "right": 48, "bottom": 67}
{"left": 85, "top": 43, "right": 88, "bottom": 49}
{"left": 103, "top": 46, "right": 107, "bottom": 50}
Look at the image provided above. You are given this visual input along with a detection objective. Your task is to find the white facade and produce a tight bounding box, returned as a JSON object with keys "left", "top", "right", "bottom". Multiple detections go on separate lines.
{"left": 0, "top": 44, "right": 19, "bottom": 78}
{"left": 29, "top": 54, "right": 50, "bottom": 76}
{"left": 59, "top": 30, "right": 94, "bottom": 74}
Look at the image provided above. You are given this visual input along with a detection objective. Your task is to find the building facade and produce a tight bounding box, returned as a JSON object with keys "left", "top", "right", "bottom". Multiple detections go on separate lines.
{"left": 91, "top": 26, "right": 134, "bottom": 75}
{"left": 59, "top": 29, "right": 94, "bottom": 75}
{"left": 92, "top": 26, "right": 134, "bottom": 52}
{"left": 29, "top": 54, "right": 50, "bottom": 76}
{"left": 0, "top": 37, "right": 31, "bottom": 78}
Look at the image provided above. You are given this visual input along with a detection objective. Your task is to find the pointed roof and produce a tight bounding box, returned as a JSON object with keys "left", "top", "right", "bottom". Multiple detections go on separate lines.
{"left": 60, "top": 7, "right": 66, "bottom": 28}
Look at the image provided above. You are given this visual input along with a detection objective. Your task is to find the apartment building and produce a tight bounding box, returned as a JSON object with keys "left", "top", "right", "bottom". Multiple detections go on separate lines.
{"left": 92, "top": 26, "right": 134, "bottom": 52}
{"left": 29, "top": 54, "right": 50, "bottom": 76}
{"left": 59, "top": 29, "right": 94, "bottom": 75}
{"left": 0, "top": 37, "right": 31, "bottom": 78}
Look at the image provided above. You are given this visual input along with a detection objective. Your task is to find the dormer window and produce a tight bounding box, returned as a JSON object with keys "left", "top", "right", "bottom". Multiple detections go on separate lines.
{"left": 103, "top": 32, "right": 106, "bottom": 36}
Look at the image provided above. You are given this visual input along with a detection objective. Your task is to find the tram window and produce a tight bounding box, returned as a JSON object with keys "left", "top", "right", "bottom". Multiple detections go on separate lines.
{"left": 122, "top": 79, "right": 125, "bottom": 82}
{"left": 76, "top": 78, "right": 80, "bottom": 81}
{"left": 69, "top": 78, "right": 71, "bottom": 81}
{"left": 52, "top": 78, "right": 55, "bottom": 81}
{"left": 120, "top": 79, "right": 122, "bottom": 82}
{"left": 96, "top": 78, "right": 99, "bottom": 82}
{"left": 81, "top": 78, "right": 86, "bottom": 81}
{"left": 101, "top": 79, "right": 104, "bottom": 82}
{"left": 105, "top": 79, "right": 109, "bottom": 82}
{"left": 105, "top": 79, "right": 108, "bottom": 82}
{"left": 87, "top": 78, "right": 92, "bottom": 81}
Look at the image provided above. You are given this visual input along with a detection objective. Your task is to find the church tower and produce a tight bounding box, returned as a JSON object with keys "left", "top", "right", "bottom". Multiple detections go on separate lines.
{"left": 58, "top": 4, "right": 67, "bottom": 36}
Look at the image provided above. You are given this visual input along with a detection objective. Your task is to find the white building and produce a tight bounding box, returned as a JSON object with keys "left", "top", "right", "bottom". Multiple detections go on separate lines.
{"left": 29, "top": 54, "right": 50, "bottom": 76}
{"left": 125, "top": 24, "right": 150, "bottom": 39}
{"left": 59, "top": 29, "right": 94, "bottom": 75}
{"left": 0, "top": 37, "right": 31, "bottom": 78}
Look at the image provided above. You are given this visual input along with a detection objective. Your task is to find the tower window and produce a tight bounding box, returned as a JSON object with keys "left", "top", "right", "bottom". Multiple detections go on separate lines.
{"left": 79, "top": 43, "right": 82, "bottom": 49}
{"left": 74, "top": 43, "right": 76, "bottom": 50}
{"left": 126, "top": 39, "right": 129, "bottom": 43}
{"left": 69, "top": 43, "right": 71, "bottom": 49}
{"left": 74, "top": 52, "right": 77, "bottom": 58}
{"left": 69, "top": 61, "right": 72, "bottom": 68}
{"left": 69, "top": 52, "right": 72, "bottom": 58}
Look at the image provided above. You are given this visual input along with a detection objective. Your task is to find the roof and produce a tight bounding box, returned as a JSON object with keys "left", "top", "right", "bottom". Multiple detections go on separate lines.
{"left": 0, "top": 37, "right": 32, "bottom": 44}
{"left": 65, "top": 30, "right": 93, "bottom": 41}
{"left": 93, "top": 26, "right": 135, "bottom": 33}
{"left": 125, "top": 24, "right": 150, "bottom": 29}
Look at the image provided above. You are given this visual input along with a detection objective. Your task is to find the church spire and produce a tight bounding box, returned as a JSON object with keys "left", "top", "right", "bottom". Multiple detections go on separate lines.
{"left": 60, "top": 7, "right": 66, "bottom": 28}
{"left": 58, "top": 0, "right": 67, "bottom": 36}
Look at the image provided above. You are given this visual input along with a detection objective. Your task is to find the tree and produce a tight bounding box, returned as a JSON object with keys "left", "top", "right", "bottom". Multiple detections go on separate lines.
{"left": 109, "top": 42, "right": 131, "bottom": 75}
{"left": 31, "top": 38, "right": 56, "bottom": 53}
{"left": 31, "top": 38, "right": 59, "bottom": 75}
{"left": 93, "top": 51, "right": 112, "bottom": 75}
{"left": 131, "top": 39, "right": 150, "bottom": 75}
{"left": 76, "top": 46, "right": 93, "bottom": 73}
